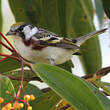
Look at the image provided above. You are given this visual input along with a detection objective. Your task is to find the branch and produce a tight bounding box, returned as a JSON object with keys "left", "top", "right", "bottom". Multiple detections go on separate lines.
{"left": 0, "top": 73, "right": 43, "bottom": 82}
{"left": 60, "top": 104, "right": 71, "bottom": 110}
{"left": 82, "top": 66, "right": 110, "bottom": 80}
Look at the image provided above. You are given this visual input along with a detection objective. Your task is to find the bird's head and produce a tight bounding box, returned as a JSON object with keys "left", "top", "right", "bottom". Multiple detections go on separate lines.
{"left": 6, "top": 22, "right": 39, "bottom": 40}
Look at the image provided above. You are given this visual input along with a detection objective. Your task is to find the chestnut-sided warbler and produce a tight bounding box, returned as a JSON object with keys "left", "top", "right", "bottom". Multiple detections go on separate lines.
{"left": 6, "top": 22, "right": 107, "bottom": 65}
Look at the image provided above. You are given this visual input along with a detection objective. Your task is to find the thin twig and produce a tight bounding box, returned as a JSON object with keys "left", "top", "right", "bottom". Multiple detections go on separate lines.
{"left": 60, "top": 104, "right": 71, "bottom": 110}
{"left": 2, "top": 100, "right": 14, "bottom": 106}
{"left": 0, "top": 53, "right": 20, "bottom": 61}
{"left": 6, "top": 91, "right": 15, "bottom": 98}
{"left": 0, "top": 73, "right": 43, "bottom": 82}
{"left": 0, "top": 57, "right": 8, "bottom": 62}
{"left": 41, "top": 87, "right": 51, "bottom": 93}
{"left": 16, "top": 61, "right": 24, "bottom": 99}
{"left": 0, "top": 32, "right": 17, "bottom": 53}
{"left": 0, "top": 41, "right": 14, "bottom": 52}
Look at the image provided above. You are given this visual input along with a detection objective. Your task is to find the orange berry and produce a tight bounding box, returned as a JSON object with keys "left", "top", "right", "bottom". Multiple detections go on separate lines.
{"left": 30, "top": 94, "right": 35, "bottom": 101}
{"left": 24, "top": 95, "right": 30, "bottom": 102}
{"left": 5, "top": 103, "right": 12, "bottom": 109}
{"left": 1, "top": 107, "right": 6, "bottom": 110}
{"left": 13, "top": 101, "right": 19, "bottom": 109}
{"left": 0, "top": 97, "right": 4, "bottom": 103}
{"left": 19, "top": 103, "right": 24, "bottom": 108}
{"left": 27, "top": 106, "right": 32, "bottom": 110}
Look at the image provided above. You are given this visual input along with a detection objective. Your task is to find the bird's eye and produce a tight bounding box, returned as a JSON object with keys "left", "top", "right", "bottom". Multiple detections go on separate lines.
{"left": 17, "top": 27, "right": 23, "bottom": 32}
{"left": 10, "top": 29, "right": 13, "bottom": 32}
{"left": 29, "top": 25, "right": 33, "bottom": 29}
{"left": 72, "top": 39, "right": 77, "bottom": 43}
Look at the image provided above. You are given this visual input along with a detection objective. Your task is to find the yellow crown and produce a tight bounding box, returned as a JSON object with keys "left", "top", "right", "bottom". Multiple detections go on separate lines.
{"left": 12, "top": 22, "right": 24, "bottom": 27}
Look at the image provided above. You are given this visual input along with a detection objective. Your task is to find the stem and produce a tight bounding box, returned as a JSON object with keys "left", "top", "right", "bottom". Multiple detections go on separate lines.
{"left": 0, "top": 72, "right": 43, "bottom": 82}
{"left": 0, "top": 57, "right": 8, "bottom": 62}
{"left": 0, "top": 41, "right": 14, "bottom": 53}
{"left": 92, "top": 80, "right": 110, "bottom": 96}
{"left": 3, "top": 100, "right": 14, "bottom": 106}
{"left": 82, "top": 66, "right": 110, "bottom": 81}
{"left": 41, "top": 88, "right": 51, "bottom": 93}
{"left": 16, "top": 61, "right": 24, "bottom": 99}
{"left": 17, "top": 99, "right": 25, "bottom": 103}
{"left": 0, "top": 32, "right": 17, "bottom": 53}
{"left": 0, "top": 53, "right": 20, "bottom": 61}
{"left": 6, "top": 91, "right": 15, "bottom": 98}
{"left": 60, "top": 104, "right": 71, "bottom": 110}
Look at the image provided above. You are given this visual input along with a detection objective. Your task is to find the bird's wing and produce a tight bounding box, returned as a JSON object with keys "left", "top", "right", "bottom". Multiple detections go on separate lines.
{"left": 32, "top": 28, "right": 107, "bottom": 50}
{"left": 33, "top": 28, "right": 80, "bottom": 50}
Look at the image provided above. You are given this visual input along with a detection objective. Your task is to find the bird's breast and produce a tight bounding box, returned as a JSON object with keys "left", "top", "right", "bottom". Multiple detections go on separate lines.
{"left": 13, "top": 36, "right": 73, "bottom": 64}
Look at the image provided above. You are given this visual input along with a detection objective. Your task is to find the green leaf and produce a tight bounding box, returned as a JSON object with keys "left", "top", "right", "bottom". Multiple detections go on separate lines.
{"left": 100, "top": 82, "right": 110, "bottom": 90}
{"left": 0, "top": 0, "right": 2, "bottom": 31}
{"left": 94, "top": 0, "right": 104, "bottom": 26}
{"left": 8, "top": 0, "right": 30, "bottom": 22}
{"left": 30, "top": 89, "right": 61, "bottom": 110}
{"left": 85, "top": 80, "right": 110, "bottom": 110}
{"left": 0, "top": 58, "right": 21, "bottom": 73}
{"left": 67, "top": 0, "right": 101, "bottom": 74}
{"left": 96, "top": 92, "right": 110, "bottom": 110}
{"left": 7, "top": 69, "right": 35, "bottom": 79}
{"left": 0, "top": 0, "right": 2, "bottom": 52}
{"left": 102, "top": 0, "right": 110, "bottom": 19}
{"left": 6, "top": 69, "right": 35, "bottom": 92}
{"left": 22, "top": 83, "right": 43, "bottom": 97}
{"left": 0, "top": 76, "right": 15, "bottom": 108}
{"left": 58, "top": 60, "right": 73, "bottom": 72}
{"left": 32, "top": 64, "right": 105, "bottom": 110}
{"left": 22, "top": 83, "right": 61, "bottom": 110}
{"left": 93, "top": 81, "right": 110, "bottom": 95}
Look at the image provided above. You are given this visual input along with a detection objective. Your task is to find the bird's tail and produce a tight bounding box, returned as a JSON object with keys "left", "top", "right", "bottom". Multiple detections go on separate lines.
{"left": 72, "top": 28, "right": 108, "bottom": 46}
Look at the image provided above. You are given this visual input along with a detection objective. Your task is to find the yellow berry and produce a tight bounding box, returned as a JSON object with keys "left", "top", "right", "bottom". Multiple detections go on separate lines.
{"left": 24, "top": 95, "right": 30, "bottom": 102}
{"left": 30, "top": 94, "right": 35, "bottom": 101}
{"left": 0, "top": 97, "right": 4, "bottom": 103}
{"left": 6, "top": 90, "right": 10, "bottom": 94}
{"left": 27, "top": 106, "right": 32, "bottom": 110}
{"left": 5, "top": 103, "right": 12, "bottom": 109}
{"left": 19, "top": 103, "right": 24, "bottom": 108}
{"left": 13, "top": 101, "right": 19, "bottom": 109}
{"left": 1, "top": 107, "right": 6, "bottom": 110}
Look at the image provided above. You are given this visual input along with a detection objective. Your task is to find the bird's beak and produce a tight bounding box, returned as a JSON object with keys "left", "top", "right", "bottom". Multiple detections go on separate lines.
{"left": 6, "top": 31, "right": 15, "bottom": 36}
{"left": 6, "top": 31, "right": 10, "bottom": 36}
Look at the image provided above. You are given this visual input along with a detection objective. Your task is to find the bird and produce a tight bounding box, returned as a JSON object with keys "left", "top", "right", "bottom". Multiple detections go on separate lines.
{"left": 6, "top": 22, "right": 107, "bottom": 65}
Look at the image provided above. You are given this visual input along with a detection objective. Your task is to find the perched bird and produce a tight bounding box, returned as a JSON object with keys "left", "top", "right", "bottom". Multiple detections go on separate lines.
{"left": 6, "top": 22, "right": 107, "bottom": 65}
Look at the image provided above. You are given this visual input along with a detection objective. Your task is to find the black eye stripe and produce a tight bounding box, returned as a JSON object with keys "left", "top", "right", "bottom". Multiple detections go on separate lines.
{"left": 17, "top": 23, "right": 28, "bottom": 31}
{"left": 18, "top": 27, "right": 23, "bottom": 31}
{"left": 18, "top": 23, "right": 35, "bottom": 31}
{"left": 29, "top": 25, "right": 33, "bottom": 29}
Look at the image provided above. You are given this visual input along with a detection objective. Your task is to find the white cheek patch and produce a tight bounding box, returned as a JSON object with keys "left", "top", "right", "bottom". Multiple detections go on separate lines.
{"left": 22, "top": 26, "right": 38, "bottom": 40}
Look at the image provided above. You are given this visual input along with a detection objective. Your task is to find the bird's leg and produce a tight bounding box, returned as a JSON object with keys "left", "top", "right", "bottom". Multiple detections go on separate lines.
{"left": 22, "top": 59, "right": 35, "bottom": 73}
{"left": 49, "top": 58, "right": 56, "bottom": 65}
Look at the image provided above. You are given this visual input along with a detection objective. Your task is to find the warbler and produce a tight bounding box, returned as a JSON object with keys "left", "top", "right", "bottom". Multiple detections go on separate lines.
{"left": 6, "top": 22, "right": 107, "bottom": 65}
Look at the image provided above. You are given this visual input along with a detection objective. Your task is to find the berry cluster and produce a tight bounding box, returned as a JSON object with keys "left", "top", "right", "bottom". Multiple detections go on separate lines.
{"left": 0, "top": 94, "right": 35, "bottom": 110}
